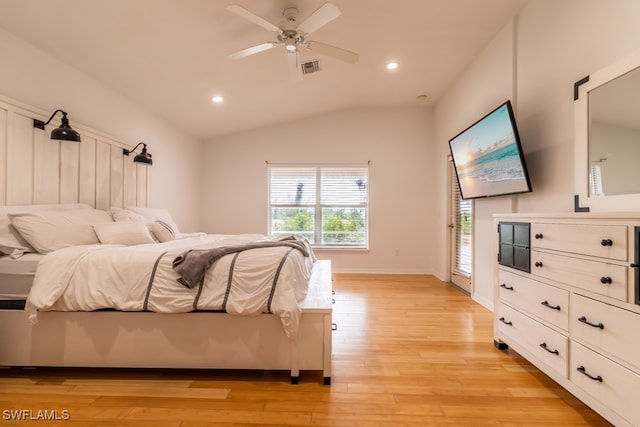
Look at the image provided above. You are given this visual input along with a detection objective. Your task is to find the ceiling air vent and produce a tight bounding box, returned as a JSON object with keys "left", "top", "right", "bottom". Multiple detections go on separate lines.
{"left": 301, "top": 60, "right": 321, "bottom": 75}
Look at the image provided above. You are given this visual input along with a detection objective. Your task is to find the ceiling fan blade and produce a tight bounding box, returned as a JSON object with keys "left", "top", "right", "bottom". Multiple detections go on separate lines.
{"left": 297, "top": 2, "right": 341, "bottom": 34}
{"left": 288, "top": 52, "right": 303, "bottom": 82}
{"left": 306, "top": 41, "right": 359, "bottom": 64}
{"left": 226, "top": 4, "right": 281, "bottom": 33}
{"left": 228, "top": 42, "right": 276, "bottom": 60}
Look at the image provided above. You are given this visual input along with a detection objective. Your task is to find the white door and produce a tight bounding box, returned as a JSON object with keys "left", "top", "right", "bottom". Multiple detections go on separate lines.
{"left": 449, "top": 158, "right": 472, "bottom": 293}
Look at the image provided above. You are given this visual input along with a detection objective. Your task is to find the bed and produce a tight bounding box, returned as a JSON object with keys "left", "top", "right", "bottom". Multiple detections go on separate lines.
{"left": 0, "top": 204, "right": 333, "bottom": 384}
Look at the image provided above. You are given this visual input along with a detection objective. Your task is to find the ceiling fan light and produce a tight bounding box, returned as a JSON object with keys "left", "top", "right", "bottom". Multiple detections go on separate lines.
{"left": 285, "top": 39, "right": 297, "bottom": 52}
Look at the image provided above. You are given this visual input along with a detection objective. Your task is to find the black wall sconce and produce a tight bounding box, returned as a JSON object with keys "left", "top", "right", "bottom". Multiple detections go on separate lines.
{"left": 123, "top": 142, "right": 153, "bottom": 165}
{"left": 33, "top": 109, "right": 82, "bottom": 142}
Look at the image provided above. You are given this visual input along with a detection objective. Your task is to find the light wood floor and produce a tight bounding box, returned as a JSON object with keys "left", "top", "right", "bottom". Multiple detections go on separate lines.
{"left": 0, "top": 274, "right": 612, "bottom": 426}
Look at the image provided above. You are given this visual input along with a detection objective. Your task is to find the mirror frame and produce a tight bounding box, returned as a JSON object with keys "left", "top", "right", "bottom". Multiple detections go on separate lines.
{"left": 575, "top": 49, "right": 640, "bottom": 212}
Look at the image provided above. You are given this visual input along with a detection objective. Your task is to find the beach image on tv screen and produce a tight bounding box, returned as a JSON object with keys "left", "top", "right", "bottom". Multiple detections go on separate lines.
{"left": 450, "top": 104, "right": 529, "bottom": 198}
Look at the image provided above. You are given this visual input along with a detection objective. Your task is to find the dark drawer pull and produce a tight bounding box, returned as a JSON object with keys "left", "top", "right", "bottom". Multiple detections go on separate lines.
{"left": 541, "top": 300, "right": 561, "bottom": 311}
{"left": 577, "top": 365, "right": 603, "bottom": 382}
{"left": 599, "top": 276, "right": 612, "bottom": 284}
{"left": 500, "top": 283, "right": 514, "bottom": 291}
{"left": 578, "top": 316, "right": 604, "bottom": 329}
{"left": 499, "top": 317, "right": 512, "bottom": 326}
{"left": 600, "top": 239, "right": 613, "bottom": 247}
{"left": 534, "top": 261, "right": 543, "bottom": 267}
{"left": 539, "top": 342, "right": 559, "bottom": 355}
{"left": 535, "top": 233, "right": 544, "bottom": 239}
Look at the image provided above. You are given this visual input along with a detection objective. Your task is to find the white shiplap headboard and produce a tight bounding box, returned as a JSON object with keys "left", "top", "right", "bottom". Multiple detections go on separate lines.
{"left": 0, "top": 94, "right": 147, "bottom": 209}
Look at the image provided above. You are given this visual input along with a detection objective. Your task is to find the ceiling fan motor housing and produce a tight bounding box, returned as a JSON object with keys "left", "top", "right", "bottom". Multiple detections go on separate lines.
{"left": 279, "top": 30, "right": 305, "bottom": 52}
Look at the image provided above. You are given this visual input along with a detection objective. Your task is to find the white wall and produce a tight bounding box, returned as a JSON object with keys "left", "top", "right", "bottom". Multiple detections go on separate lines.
{"left": 434, "top": 0, "right": 640, "bottom": 310}
{"left": 202, "top": 107, "right": 434, "bottom": 274}
{"left": 0, "top": 27, "right": 202, "bottom": 231}
{"left": 515, "top": 0, "right": 640, "bottom": 214}
{"left": 433, "top": 20, "right": 517, "bottom": 308}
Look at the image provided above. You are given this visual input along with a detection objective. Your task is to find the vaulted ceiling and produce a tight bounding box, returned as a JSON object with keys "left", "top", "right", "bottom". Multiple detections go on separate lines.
{"left": 0, "top": 0, "right": 528, "bottom": 140}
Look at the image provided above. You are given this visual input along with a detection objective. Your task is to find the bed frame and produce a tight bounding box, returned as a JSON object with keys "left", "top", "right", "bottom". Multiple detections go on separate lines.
{"left": 0, "top": 260, "right": 333, "bottom": 384}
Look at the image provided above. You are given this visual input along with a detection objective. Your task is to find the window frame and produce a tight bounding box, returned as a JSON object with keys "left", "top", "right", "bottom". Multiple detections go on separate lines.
{"left": 267, "top": 164, "right": 369, "bottom": 250}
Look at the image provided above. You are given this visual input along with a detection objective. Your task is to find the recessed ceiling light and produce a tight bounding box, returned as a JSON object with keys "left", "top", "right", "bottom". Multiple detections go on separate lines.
{"left": 211, "top": 95, "right": 224, "bottom": 104}
{"left": 386, "top": 61, "right": 399, "bottom": 70}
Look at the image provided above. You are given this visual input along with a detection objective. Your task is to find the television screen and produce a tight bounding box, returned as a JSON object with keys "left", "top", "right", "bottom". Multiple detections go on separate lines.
{"left": 448, "top": 100, "right": 532, "bottom": 200}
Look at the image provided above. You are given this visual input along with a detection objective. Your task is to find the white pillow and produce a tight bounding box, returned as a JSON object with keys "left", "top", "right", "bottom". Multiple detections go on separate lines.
{"left": 9, "top": 209, "right": 112, "bottom": 254}
{"left": 94, "top": 222, "right": 156, "bottom": 245}
{"left": 109, "top": 206, "right": 147, "bottom": 223}
{"left": 0, "top": 203, "right": 91, "bottom": 258}
{"left": 0, "top": 223, "right": 33, "bottom": 259}
{"left": 125, "top": 206, "right": 180, "bottom": 235}
{"left": 147, "top": 221, "right": 176, "bottom": 243}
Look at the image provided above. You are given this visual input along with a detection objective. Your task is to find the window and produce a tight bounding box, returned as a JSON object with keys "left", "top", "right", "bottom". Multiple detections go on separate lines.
{"left": 268, "top": 165, "right": 369, "bottom": 248}
{"left": 590, "top": 164, "right": 603, "bottom": 196}
{"left": 451, "top": 161, "right": 472, "bottom": 277}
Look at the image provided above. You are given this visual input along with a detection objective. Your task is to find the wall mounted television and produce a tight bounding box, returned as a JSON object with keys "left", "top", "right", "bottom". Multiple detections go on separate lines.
{"left": 449, "top": 100, "right": 532, "bottom": 200}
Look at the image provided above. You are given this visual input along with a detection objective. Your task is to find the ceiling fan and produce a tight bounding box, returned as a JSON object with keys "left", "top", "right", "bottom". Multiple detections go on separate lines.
{"left": 226, "top": 2, "right": 360, "bottom": 73}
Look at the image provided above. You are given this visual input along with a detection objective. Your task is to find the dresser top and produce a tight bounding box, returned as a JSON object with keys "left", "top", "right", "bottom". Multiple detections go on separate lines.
{"left": 494, "top": 212, "right": 640, "bottom": 220}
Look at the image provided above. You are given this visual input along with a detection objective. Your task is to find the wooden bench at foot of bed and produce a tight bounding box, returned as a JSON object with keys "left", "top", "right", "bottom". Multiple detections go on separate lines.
{"left": 0, "top": 260, "right": 332, "bottom": 384}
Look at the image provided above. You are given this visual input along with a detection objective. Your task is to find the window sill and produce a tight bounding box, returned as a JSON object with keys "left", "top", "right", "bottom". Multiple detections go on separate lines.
{"left": 312, "top": 246, "right": 369, "bottom": 253}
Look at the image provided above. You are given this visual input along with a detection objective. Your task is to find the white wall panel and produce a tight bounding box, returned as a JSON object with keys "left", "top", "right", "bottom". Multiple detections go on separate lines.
{"left": 136, "top": 164, "right": 147, "bottom": 207}
{"left": 0, "top": 95, "right": 148, "bottom": 209}
{"left": 110, "top": 145, "right": 123, "bottom": 208}
{"left": 78, "top": 136, "right": 96, "bottom": 207}
{"left": 123, "top": 151, "right": 136, "bottom": 207}
{"left": 59, "top": 137, "right": 80, "bottom": 204}
{"left": 95, "top": 140, "right": 111, "bottom": 211}
{"left": 34, "top": 129, "right": 60, "bottom": 204}
{"left": 0, "top": 107, "right": 7, "bottom": 205}
{"left": 6, "top": 113, "right": 33, "bottom": 205}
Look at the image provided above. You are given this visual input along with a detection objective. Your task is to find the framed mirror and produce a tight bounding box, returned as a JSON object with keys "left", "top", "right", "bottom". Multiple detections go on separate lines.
{"left": 575, "top": 50, "right": 640, "bottom": 211}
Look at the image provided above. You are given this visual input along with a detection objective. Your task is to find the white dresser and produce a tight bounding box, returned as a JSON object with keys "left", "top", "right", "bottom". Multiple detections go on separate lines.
{"left": 494, "top": 213, "right": 640, "bottom": 427}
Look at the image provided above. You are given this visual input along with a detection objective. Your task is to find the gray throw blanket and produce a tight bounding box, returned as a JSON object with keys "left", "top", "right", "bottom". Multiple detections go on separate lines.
{"left": 172, "top": 236, "right": 309, "bottom": 288}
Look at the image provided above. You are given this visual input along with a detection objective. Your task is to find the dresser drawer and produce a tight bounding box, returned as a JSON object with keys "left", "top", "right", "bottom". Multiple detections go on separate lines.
{"left": 497, "top": 303, "right": 568, "bottom": 378}
{"left": 531, "top": 223, "right": 627, "bottom": 260}
{"left": 571, "top": 294, "right": 640, "bottom": 372}
{"left": 531, "top": 251, "right": 627, "bottom": 301}
{"left": 498, "top": 269, "right": 569, "bottom": 331}
{"left": 571, "top": 341, "right": 640, "bottom": 427}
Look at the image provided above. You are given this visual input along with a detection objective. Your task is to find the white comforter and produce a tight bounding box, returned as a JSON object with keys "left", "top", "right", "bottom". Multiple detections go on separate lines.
{"left": 25, "top": 234, "right": 315, "bottom": 339}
